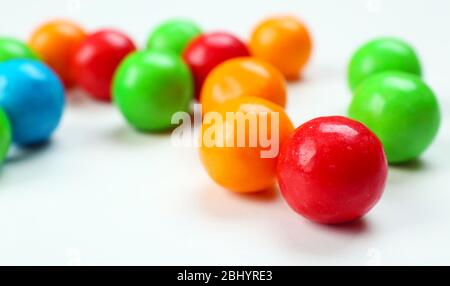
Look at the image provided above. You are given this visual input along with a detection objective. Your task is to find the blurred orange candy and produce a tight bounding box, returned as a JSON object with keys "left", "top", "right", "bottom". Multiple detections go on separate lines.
{"left": 199, "top": 96, "right": 294, "bottom": 193}
{"left": 249, "top": 16, "right": 312, "bottom": 81}
{"left": 29, "top": 20, "right": 86, "bottom": 87}
{"left": 200, "top": 57, "right": 287, "bottom": 115}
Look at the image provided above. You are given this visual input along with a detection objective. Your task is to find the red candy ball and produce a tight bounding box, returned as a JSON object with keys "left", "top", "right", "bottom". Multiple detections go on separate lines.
{"left": 183, "top": 32, "right": 250, "bottom": 99}
{"left": 72, "top": 29, "right": 136, "bottom": 101}
{"left": 277, "top": 116, "right": 388, "bottom": 224}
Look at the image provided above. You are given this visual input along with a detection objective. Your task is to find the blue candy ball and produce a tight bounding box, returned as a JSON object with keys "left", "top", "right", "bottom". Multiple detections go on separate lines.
{"left": 0, "top": 59, "right": 65, "bottom": 145}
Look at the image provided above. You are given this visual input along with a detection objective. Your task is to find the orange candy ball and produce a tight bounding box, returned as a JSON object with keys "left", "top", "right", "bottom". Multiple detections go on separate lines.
{"left": 29, "top": 20, "right": 86, "bottom": 87}
{"left": 200, "top": 57, "right": 287, "bottom": 115}
{"left": 249, "top": 16, "right": 312, "bottom": 81}
{"left": 199, "top": 96, "right": 294, "bottom": 193}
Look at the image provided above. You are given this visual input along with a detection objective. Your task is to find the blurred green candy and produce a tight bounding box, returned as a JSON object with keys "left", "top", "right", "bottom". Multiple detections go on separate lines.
{"left": 0, "top": 37, "right": 38, "bottom": 63}
{"left": 348, "top": 37, "right": 422, "bottom": 91}
{"left": 113, "top": 50, "right": 193, "bottom": 132}
{"left": 349, "top": 71, "right": 440, "bottom": 163}
{"left": 0, "top": 108, "right": 11, "bottom": 164}
{"left": 146, "top": 18, "right": 202, "bottom": 55}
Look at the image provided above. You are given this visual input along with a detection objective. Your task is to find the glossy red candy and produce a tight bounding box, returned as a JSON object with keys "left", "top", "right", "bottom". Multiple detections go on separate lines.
{"left": 277, "top": 116, "right": 388, "bottom": 224}
{"left": 183, "top": 32, "right": 250, "bottom": 99}
{"left": 73, "top": 29, "right": 136, "bottom": 101}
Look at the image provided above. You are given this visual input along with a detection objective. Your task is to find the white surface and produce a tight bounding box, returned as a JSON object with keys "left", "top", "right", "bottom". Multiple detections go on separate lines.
{"left": 0, "top": 0, "right": 449, "bottom": 266}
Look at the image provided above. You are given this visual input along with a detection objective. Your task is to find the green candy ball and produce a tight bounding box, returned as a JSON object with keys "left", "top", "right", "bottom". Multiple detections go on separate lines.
{"left": 349, "top": 71, "right": 440, "bottom": 163}
{"left": 0, "top": 108, "right": 12, "bottom": 164}
{"left": 0, "top": 37, "right": 38, "bottom": 63}
{"left": 348, "top": 37, "right": 422, "bottom": 91}
{"left": 146, "top": 18, "right": 202, "bottom": 55}
{"left": 113, "top": 50, "right": 193, "bottom": 132}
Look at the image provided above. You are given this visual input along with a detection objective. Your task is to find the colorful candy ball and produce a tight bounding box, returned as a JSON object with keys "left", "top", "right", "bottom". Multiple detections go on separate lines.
{"left": 73, "top": 29, "right": 136, "bottom": 102}
{"left": 113, "top": 50, "right": 193, "bottom": 132}
{"left": 183, "top": 32, "right": 250, "bottom": 98}
{"left": 0, "top": 37, "right": 38, "bottom": 63}
{"left": 146, "top": 18, "right": 202, "bottom": 55}
{"left": 0, "top": 108, "right": 12, "bottom": 163}
{"left": 0, "top": 60, "right": 65, "bottom": 145}
{"left": 348, "top": 37, "right": 422, "bottom": 91}
{"left": 277, "top": 116, "right": 388, "bottom": 224}
{"left": 349, "top": 71, "right": 440, "bottom": 163}
{"left": 200, "top": 57, "right": 287, "bottom": 114}
{"left": 199, "top": 96, "right": 294, "bottom": 193}
{"left": 29, "top": 19, "right": 86, "bottom": 87}
{"left": 249, "top": 16, "right": 312, "bottom": 81}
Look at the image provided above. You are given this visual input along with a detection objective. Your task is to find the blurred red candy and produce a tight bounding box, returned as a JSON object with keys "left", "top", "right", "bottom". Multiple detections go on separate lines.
{"left": 73, "top": 29, "right": 136, "bottom": 101}
{"left": 183, "top": 32, "right": 250, "bottom": 99}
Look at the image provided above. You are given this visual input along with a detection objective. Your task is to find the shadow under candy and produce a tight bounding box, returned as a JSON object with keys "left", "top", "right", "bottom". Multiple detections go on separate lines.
{"left": 107, "top": 125, "right": 174, "bottom": 146}
{"left": 389, "top": 158, "right": 428, "bottom": 172}
{"left": 273, "top": 211, "right": 373, "bottom": 257}
{"left": 6, "top": 140, "right": 52, "bottom": 164}
{"left": 65, "top": 88, "right": 92, "bottom": 106}
{"left": 228, "top": 186, "right": 279, "bottom": 203}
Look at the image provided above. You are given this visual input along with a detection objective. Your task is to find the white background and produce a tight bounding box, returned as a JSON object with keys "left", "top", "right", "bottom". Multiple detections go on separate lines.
{"left": 0, "top": 0, "right": 449, "bottom": 265}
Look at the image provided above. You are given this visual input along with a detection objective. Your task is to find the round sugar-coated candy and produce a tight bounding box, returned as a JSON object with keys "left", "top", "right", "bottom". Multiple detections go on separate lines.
{"left": 200, "top": 57, "right": 286, "bottom": 114}
{"left": 0, "top": 108, "right": 12, "bottom": 163}
{"left": 349, "top": 71, "right": 440, "bottom": 163}
{"left": 249, "top": 16, "right": 312, "bottom": 81}
{"left": 0, "top": 59, "right": 65, "bottom": 145}
{"left": 73, "top": 29, "right": 136, "bottom": 102}
{"left": 146, "top": 18, "right": 202, "bottom": 55}
{"left": 29, "top": 19, "right": 86, "bottom": 87}
{"left": 199, "top": 96, "right": 294, "bottom": 193}
{"left": 277, "top": 116, "right": 388, "bottom": 224}
{"left": 0, "top": 37, "right": 38, "bottom": 62}
{"left": 183, "top": 32, "right": 250, "bottom": 98}
{"left": 113, "top": 50, "right": 193, "bottom": 132}
{"left": 348, "top": 37, "right": 421, "bottom": 91}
